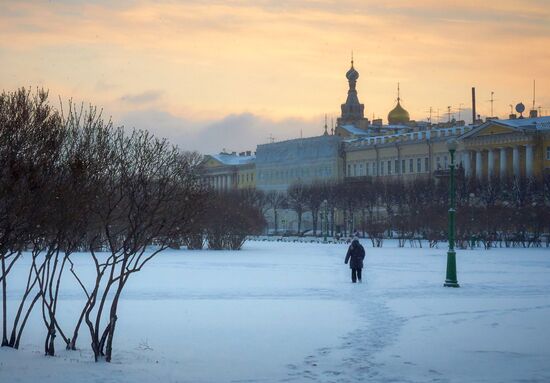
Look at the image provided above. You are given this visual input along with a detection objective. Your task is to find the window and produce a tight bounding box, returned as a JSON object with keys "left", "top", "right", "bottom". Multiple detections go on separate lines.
{"left": 353, "top": 163, "right": 357, "bottom": 176}
{"left": 388, "top": 160, "right": 392, "bottom": 175}
{"left": 417, "top": 158, "right": 422, "bottom": 173}
{"left": 409, "top": 158, "right": 413, "bottom": 173}
{"left": 251, "top": 173, "right": 254, "bottom": 182}
{"left": 444, "top": 155, "right": 448, "bottom": 169}
{"left": 547, "top": 146, "right": 550, "bottom": 160}
{"left": 380, "top": 161, "right": 384, "bottom": 176}
{"left": 425, "top": 157, "right": 429, "bottom": 172}
{"left": 359, "top": 163, "right": 364, "bottom": 176}
{"left": 347, "top": 164, "right": 351, "bottom": 177}
{"left": 436, "top": 156, "right": 441, "bottom": 170}
{"left": 402, "top": 159, "right": 406, "bottom": 174}
{"left": 395, "top": 159, "right": 400, "bottom": 174}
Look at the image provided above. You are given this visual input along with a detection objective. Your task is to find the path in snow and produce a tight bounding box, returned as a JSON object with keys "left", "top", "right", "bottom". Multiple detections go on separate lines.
{"left": 1, "top": 240, "right": 550, "bottom": 383}
{"left": 284, "top": 243, "right": 550, "bottom": 383}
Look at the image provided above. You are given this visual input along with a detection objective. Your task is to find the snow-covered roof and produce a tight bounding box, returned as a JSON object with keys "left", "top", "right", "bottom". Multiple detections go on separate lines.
{"left": 256, "top": 135, "right": 342, "bottom": 165}
{"left": 340, "top": 124, "right": 370, "bottom": 136}
{"left": 460, "top": 116, "right": 550, "bottom": 139}
{"left": 210, "top": 153, "right": 255, "bottom": 166}
{"left": 496, "top": 116, "right": 550, "bottom": 130}
{"left": 384, "top": 124, "right": 413, "bottom": 130}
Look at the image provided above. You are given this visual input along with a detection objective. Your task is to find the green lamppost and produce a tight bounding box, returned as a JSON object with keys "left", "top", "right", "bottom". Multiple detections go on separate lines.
{"left": 323, "top": 199, "right": 328, "bottom": 242}
{"left": 444, "top": 138, "right": 460, "bottom": 288}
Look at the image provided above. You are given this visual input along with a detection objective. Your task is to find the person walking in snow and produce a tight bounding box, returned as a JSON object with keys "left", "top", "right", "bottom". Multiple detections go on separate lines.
{"left": 345, "top": 238, "right": 365, "bottom": 283}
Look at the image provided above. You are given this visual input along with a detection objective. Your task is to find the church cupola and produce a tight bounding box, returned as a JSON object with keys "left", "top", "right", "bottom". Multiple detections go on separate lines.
{"left": 387, "top": 83, "right": 410, "bottom": 125}
{"left": 340, "top": 55, "right": 365, "bottom": 122}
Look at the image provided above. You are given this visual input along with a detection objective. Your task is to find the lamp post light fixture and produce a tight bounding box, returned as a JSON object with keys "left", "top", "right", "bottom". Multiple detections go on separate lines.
{"left": 444, "top": 138, "right": 460, "bottom": 288}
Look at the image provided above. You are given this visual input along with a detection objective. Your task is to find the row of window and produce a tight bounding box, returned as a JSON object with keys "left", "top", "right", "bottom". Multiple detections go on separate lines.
{"left": 258, "top": 167, "right": 333, "bottom": 181}
{"left": 238, "top": 173, "right": 254, "bottom": 184}
{"left": 347, "top": 155, "right": 450, "bottom": 177}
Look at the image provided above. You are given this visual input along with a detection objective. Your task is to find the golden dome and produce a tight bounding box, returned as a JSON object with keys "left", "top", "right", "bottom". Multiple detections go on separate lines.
{"left": 388, "top": 100, "right": 410, "bottom": 125}
{"left": 387, "top": 82, "right": 410, "bottom": 125}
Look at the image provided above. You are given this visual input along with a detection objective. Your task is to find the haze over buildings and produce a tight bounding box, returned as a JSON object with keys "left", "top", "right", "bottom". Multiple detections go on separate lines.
{"left": 1, "top": 0, "right": 549, "bottom": 153}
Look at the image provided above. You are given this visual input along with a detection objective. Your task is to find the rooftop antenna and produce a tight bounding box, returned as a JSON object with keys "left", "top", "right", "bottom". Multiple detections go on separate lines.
{"left": 458, "top": 103, "right": 464, "bottom": 121}
{"left": 487, "top": 91, "right": 496, "bottom": 117}
{"left": 267, "top": 134, "right": 275, "bottom": 143}
{"left": 532, "top": 80, "right": 536, "bottom": 111}
{"left": 425, "top": 106, "right": 433, "bottom": 123}
{"left": 331, "top": 117, "right": 334, "bottom": 135}
{"left": 509, "top": 104, "right": 514, "bottom": 114}
{"left": 323, "top": 114, "right": 328, "bottom": 136}
{"left": 436, "top": 108, "right": 440, "bottom": 123}
{"left": 447, "top": 106, "right": 452, "bottom": 122}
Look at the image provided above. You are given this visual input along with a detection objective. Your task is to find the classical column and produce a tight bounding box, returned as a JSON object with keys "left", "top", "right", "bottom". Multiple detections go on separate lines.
{"left": 462, "top": 151, "right": 472, "bottom": 177}
{"left": 513, "top": 146, "right": 520, "bottom": 177}
{"left": 475, "top": 150, "right": 482, "bottom": 180}
{"left": 487, "top": 149, "right": 494, "bottom": 179}
{"left": 525, "top": 144, "right": 534, "bottom": 178}
{"left": 499, "top": 147, "right": 507, "bottom": 178}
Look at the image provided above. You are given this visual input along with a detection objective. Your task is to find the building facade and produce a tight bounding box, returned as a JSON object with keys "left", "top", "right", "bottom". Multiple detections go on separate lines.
{"left": 255, "top": 135, "right": 343, "bottom": 192}
{"left": 199, "top": 61, "right": 549, "bottom": 233}
{"left": 459, "top": 117, "right": 550, "bottom": 180}
{"left": 201, "top": 152, "right": 256, "bottom": 190}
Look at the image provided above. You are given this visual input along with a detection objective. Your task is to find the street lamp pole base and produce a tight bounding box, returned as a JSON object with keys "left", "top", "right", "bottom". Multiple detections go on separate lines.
{"left": 444, "top": 249, "right": 460, "bottom": 288}
{"left": 444, "top": 281, "right": 460, "bottom": 288}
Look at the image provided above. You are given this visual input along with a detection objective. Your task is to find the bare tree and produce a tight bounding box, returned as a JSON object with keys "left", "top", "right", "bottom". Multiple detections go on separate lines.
{"left": 266, "top": 191, "right": 287, "bottom": 235}
{"left": 287, "top": 183, "right": 308, "bottom": 234}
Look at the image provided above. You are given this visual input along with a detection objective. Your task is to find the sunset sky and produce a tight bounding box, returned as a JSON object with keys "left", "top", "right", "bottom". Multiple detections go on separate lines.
{"left": 1, "top": 0, "right": 549, "bottom": 153}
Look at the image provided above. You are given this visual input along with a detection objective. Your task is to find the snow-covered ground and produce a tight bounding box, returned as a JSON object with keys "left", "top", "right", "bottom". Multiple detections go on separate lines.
{"left": 1, "top": 240, "right": 550, "bottom": 383}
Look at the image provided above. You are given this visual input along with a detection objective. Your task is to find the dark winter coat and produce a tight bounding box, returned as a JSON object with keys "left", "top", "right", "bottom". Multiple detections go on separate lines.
{"left": 345, "top": 240, "right": 365, "bottom": 269}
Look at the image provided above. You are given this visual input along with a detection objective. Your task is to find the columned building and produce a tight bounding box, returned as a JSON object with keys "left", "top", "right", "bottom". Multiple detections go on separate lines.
{"left": 345, "top": 125, "right": 473, "bottom": 180}
{"left": 201, "top": 152, "right": 256, "bottom": 190}
{"left": 459, "top": 117, "right": 550, "bottom": 180}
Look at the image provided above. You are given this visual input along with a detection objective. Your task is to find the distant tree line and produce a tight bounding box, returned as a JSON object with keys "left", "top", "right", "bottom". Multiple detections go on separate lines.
{"left": 254, "top": 173, "right": 550, "bottom": 249}
{"left": 0, "top": 88, "right": 264, "bottom": 362}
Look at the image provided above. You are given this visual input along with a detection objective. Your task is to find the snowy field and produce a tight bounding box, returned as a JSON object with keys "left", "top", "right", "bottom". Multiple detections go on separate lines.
{"left": 1, "top": 240, "right": 550, "bottom": 383}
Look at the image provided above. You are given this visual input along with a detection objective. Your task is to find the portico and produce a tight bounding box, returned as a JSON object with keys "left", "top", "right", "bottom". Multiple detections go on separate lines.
{"left": 459, "top": 117, "right": 549, "bottom": 180}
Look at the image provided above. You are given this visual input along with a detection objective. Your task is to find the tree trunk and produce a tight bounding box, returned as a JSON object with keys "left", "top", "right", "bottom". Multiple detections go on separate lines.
{"left": 1, "top": 256, "right": 8, "bottom": 346}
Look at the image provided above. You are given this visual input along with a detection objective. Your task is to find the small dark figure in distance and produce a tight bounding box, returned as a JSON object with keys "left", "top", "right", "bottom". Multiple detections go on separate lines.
{"left": 345, "top": 239, "right": 365, "bottom": 283}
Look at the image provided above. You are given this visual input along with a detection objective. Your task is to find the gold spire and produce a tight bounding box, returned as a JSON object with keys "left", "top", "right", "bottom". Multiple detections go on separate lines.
{"left": 397, "top": 82, "right": 401, "bottom": 102}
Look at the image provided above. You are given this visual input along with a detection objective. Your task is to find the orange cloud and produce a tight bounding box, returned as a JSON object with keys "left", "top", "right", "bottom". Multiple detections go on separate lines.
{"left": 1, "top": 0, "right": 549, "bottom": 137}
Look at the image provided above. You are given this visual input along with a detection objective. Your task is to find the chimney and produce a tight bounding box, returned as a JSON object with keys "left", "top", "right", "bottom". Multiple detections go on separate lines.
{"left": 471, "top": 87, "right": 476, "bottom": 125}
